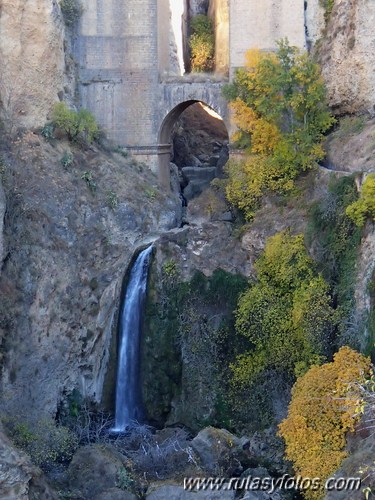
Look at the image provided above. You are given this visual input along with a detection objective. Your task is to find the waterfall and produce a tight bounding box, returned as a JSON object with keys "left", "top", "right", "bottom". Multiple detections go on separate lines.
{"left": 113, "top": 245, "right": 153, "bottom": 432}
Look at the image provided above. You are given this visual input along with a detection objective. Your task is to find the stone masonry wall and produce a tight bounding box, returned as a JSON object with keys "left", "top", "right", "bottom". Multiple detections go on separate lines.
{"left": 230, "top": 0, "right": 306, "bottom": 71}
{"left": 77, "top": 0, "right": 159, "bottom": 148}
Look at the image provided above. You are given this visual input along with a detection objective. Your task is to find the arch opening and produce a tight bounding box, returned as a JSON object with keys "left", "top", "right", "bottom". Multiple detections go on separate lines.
{"left": 158, "top": 100, "right": 229, "bottom": 216}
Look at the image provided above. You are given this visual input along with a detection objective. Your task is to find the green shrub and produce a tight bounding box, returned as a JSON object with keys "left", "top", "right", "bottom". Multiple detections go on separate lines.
{"left": 144, "top": 187, "right": 158, "bottom": 200}
{"left": 41, "top": 123, "right": 55, "bottom": 140}
{"left": 334, "top": 115, "right": 366, "bottom": 138}
{"left": 81, "top": 170, "right": 97, "bottom": 193}
{"left": 162, "top": 259, "right": 178, "bottom": 283}
{"left": 320, "top": 0, "right": 335, "bottom": 22}
{"left": 61, "top": 150, "right": 74, "bottom": 168}
{"left": 231, "top": 231, "right": 335, "bottom": 388}
{"left": 113, "top": 146, "right": 129, "bottom": 158}
{"left": 52, "top": 102, "right": 99, "bottom": 143}
{"left": 116, "top": 467, "right": 135, "bottom": 491}
{"left": 0, "top": 157, "right": 8, "bottom": 183}
{"left": 189, "top": 15, "right": 215, "bottom": 72}
{"left": 306, "top": 176, "right": 362, "bottom": 347}
{"left": 5, "top": 418, "right": 78, "bottom": 471}
{"left": 60, "top": 0, "right": 83, "bottom": 27}
{"left": 106, "top": 190, "right": 119, "bottom": 210}
{"left": 346, "top": 174, "right": 375, "bottom": 227}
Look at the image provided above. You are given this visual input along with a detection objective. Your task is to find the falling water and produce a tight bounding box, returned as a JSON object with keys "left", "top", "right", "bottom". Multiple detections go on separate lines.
{"left": 113, "top": 245, "right": 153, "bottom": 432}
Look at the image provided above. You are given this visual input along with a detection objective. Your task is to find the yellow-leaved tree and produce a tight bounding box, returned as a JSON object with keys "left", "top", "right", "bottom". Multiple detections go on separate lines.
{"left": 223, "top": 39, "right": 335, "bottom": 219}
{"left": 346, "top": 173, "right": 375, "bottom": 227}
{"left": 279, "top": 346, "right": 372, "bottom": 499}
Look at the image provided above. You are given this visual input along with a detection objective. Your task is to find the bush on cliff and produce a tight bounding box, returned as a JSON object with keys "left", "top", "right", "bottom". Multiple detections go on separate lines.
{"left": 4, "top": 417, "right": 78, "bottom": 472}
{"left": 346, "top": 174, "right": 375, "bottom": 227}
{"left": 52, "top": 102, "right": 99, "bottom": 143}
{"left": 230, "top": 230, "right": 335, "bottom": 390}
{"left": 60, "top": 0, "right": 83, "bottom": 27}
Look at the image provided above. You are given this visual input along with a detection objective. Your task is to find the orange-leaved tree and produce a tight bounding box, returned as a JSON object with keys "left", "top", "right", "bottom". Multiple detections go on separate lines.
{"left": 278, "top": 346, "right": 372, "bottom": 499}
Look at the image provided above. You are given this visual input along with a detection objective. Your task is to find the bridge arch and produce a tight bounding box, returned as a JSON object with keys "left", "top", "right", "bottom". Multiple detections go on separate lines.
{"left": 158, "top": 99, "right": 229, "bottom": 189}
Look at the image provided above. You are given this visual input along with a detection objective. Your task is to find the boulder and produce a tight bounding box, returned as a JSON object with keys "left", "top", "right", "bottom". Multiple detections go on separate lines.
{"left": 208, "top": 155, "right": 220, "bottom": 167}
{"left": 182, "top": 167, "right": 217, "bottom": 201}
{"left": 67, "top": 444, "right": 133, "bottom": 499}
{"left": 94, "top": 488, "right": 137, "bottom": 500}
{"left": 191, "top": 427, "right": 248, "bottom": 475}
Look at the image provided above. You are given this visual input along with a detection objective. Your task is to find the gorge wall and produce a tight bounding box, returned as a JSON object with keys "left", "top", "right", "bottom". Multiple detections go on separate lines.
{"left": 0, "top": 0, "right": 65, "bottom": 130}
{"left": 318, "top": 0, "right": 375, "bottom": 115}
{"left": 0, "top": 133, "right": 181, "bottom": 421}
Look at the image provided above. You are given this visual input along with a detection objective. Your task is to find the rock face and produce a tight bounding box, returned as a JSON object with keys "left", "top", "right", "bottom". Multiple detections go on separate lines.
{"left": 0, "top": 0, "right": 65, "bottom": 130}
{"left": 208, "top": 0, "right": 230, "bottom": 74}
{"left": 325, "top": 118, "right": 375, "bottom": 172}
{"left": 0, "top": 132, "right": 181, "bottom": 421}
{"left": 189, "top": 0, "right": 210, "bottom": 17}
{"left": 354, "top": 222, "right": 375, "bottom": 351}
{"left": 324, "top": 429, "right": 375, "bottom": 500}
{"left": 182, "top": 166, "right": 217, "bottom": 201}
{"left": 171, "top": 102, "right": 229, "bottom": 202}
{"left": 172, "top": 102, "right": 228, "bottom": 169}
{"left": 0, "top": 425, "right": 34, "bottom": 499}
{"left": 0, "top": 180, "right": 5, "bottom": 271}
{"left": 318, "top": 0, "right": 375, "bottom": 115}
{"left": 305, "top": 0, "right": 325, "bottom": 48}
{"left": 0, "top": 423, "right": 58, "bottom": 499}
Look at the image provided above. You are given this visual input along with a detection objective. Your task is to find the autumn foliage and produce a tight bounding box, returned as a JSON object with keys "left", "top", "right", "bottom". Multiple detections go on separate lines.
{"left": 346, "top": 173, "right": 375, "bottom": 227}
{"left": 279, "top": 347, "right": 372, "bottom": 499}
{"left": 223, "top": 40, "right": 335, "bottom": 219}
{"left": 230, "top": 231, "right": 334, "bottom": 388}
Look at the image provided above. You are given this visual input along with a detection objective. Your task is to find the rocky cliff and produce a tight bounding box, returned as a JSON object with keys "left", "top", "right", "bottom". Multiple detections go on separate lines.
{"left": 318, "top": 0, "right": 375, "bottom": 115}
{"left": 0, "top": 132, "right": 181, "bottom": 421}
{"left": 0, "top": 0, "right": 66, "bottom": 130}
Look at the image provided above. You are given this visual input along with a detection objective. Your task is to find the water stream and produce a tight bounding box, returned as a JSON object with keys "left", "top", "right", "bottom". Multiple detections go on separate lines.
{"left": 113, "top": 245, "right": 153, "bottom": 431}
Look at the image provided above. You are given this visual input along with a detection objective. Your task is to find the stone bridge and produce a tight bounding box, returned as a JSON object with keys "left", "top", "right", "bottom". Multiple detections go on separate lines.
{"left": 76, "top": 0, "right": 310, "bottom": 187}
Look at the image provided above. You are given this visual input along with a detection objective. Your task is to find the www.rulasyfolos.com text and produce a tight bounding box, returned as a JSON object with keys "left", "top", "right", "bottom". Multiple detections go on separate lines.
{"left": 184, "top": 474, "right": 361, "bottom": 494}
